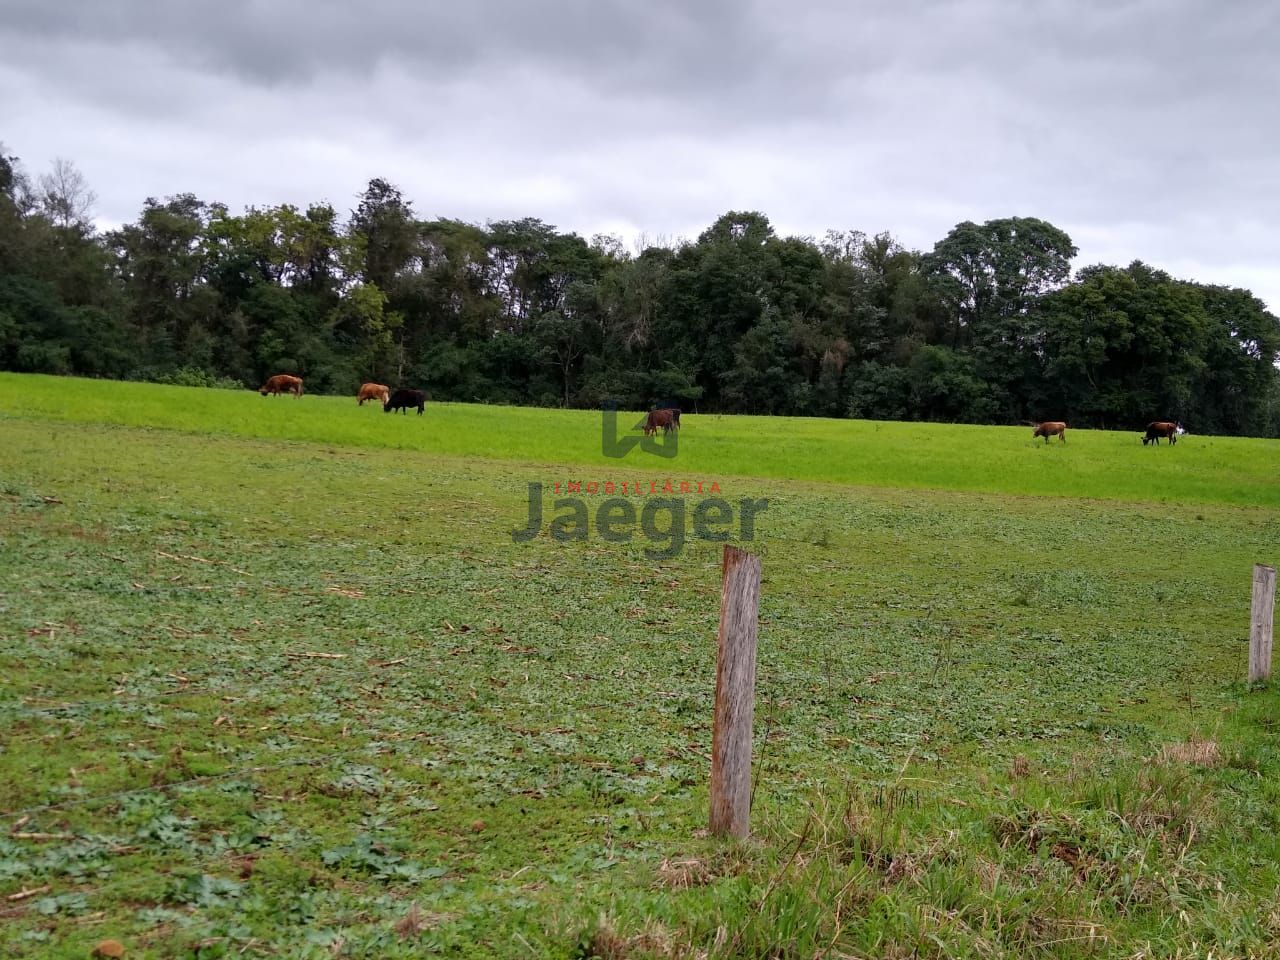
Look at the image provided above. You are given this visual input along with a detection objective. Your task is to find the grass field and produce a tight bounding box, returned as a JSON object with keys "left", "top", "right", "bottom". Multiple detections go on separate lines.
{"left": 4, "top": 373, "right": 1279, "bottom": 507}
{"left": 2, "top": 375, "right": 1280, "bottom": 958}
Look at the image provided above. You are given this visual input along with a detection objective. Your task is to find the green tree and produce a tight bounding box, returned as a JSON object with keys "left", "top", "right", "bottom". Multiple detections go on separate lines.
{"left": 349, "top": 179, "right": 416, "bottom": 293}
{"left": 926, "top": 217, "right": 1077, "bottom": 419}
{"left": 108, "top": 194, "right": 216, "bottom": 371}
{"left": 2, "top": 141, "right": 1277, "bottom": 435}
{"left": 1037, "top": 262, "right": 1215, "bottom": 428}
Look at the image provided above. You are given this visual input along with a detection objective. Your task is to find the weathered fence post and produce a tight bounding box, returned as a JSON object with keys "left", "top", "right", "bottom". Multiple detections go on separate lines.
{"left": 710, "top": 545, "right": 762, "bottom": 839}
{"left": 1248, "top": 563, "right": 1276, "bottom": 683}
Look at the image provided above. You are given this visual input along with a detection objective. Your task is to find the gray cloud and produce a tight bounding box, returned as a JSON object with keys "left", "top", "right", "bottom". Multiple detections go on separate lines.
{"left": 2, "top": 0, "right": 1278, "bottom": 307}
{"left": 0, "top": 1, "right": 795, "bottom": 103}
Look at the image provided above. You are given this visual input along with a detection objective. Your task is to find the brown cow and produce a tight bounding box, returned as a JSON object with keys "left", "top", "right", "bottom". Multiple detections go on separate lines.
{"left": 260, "top": 374, "right": 303, "bottom": 397}
{"left": 642, "top": 408, "right": 681, "bottom": 436}
{"left": 1142, "top": 421, "right": 1181, "bottom": 445}
{"left": 1032, "top": 421, "right": 1067, "bottom": 444}
{"left": 358, "top": 383, "right": 390, "bottom": 406}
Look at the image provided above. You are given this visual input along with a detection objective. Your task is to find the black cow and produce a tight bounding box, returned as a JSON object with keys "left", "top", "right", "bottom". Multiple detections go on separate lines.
{"left": 384, "top": 389, "right": 426, "bottom": 415}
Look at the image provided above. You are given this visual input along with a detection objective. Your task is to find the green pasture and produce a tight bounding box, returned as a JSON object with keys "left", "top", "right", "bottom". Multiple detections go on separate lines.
{"left": 1, "top": 375, "right": 1279, "bottom": 958}
{"left": 2, "top": 373, "right": 1278, "bottom": 507}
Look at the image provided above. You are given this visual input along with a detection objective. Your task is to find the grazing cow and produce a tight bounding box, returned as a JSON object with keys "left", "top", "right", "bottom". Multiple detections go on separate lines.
{"left": 358, "top": 383, "right": 391, "bottom": 406}
{"left": 1032, "top": 421, "right": 1067, "bottom": 444}
{"left": 1142, "top": 421, "right": 1181, "bottom": 445}
{"left": 260, "top": 374, "right": 303, "bottom": 397}
{"left": 643, "top": 408, "right": 680, "bottom": 436}
{"left": 384, "top": 388, "right": 426, "bottom": 415}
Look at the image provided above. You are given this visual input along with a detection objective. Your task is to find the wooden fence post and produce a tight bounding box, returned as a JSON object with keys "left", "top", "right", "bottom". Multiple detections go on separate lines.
{"left": 710, "top": 545, "right": 762, "bottom": 839}
{"left": 1249, "top": 563, "right": 1276, "bottom": 684}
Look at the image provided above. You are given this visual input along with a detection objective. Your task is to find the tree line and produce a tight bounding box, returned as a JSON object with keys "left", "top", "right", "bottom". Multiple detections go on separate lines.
{"left": 3, "top": 144, "right": 1278, "bottom": 436}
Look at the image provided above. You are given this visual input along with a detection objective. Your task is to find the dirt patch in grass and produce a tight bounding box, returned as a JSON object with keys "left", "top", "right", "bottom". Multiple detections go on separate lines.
{"left": 1155, "top": 738, "right": 1222, "bottom": 768}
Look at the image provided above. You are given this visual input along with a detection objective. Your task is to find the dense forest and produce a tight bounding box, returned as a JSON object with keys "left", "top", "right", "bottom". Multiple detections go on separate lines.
{"left": 3, "top": 144, "right": 1278, "bottom": 435}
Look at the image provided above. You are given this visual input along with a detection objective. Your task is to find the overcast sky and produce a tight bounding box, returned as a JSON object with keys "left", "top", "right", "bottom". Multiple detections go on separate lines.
{"left": 3, "top": 0, "right": 1277, "bottom": 308}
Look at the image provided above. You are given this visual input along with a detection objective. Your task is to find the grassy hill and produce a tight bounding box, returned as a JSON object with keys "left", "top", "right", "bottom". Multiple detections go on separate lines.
{"left": 1, "top": 374, "right": 1278, "bottom": 958}
{"left": 3, "top": 373, "right": 1278, "bottom": 506}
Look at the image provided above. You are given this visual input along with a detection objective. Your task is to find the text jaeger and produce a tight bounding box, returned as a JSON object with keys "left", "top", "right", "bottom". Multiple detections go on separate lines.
{"left": 511, "top": 483, "right": 768, "bottom": 559}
